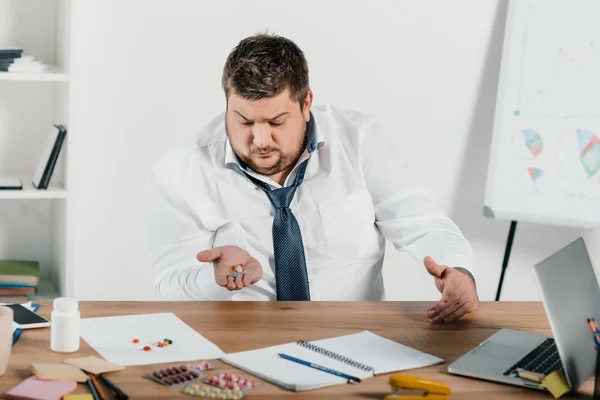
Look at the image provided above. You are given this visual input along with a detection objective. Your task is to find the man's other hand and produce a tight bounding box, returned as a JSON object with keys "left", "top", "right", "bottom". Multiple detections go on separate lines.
{"left": 424, "top": 256, "right": 479, "bottom": 323}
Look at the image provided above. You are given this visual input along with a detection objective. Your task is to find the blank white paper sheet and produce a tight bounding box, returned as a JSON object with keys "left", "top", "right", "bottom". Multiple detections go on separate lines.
{"left": 79, "top": 312, "right": 224, "bottom": 366}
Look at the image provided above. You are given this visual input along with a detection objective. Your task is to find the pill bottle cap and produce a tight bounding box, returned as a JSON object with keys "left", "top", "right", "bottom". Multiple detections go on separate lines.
{"left": 53, "top": 297, "right": 78, "bottom": 313}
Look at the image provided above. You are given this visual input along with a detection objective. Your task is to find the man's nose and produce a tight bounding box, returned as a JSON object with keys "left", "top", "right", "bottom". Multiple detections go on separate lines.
{"left": 252, "top": 124, "right": 271, "bottom": 149}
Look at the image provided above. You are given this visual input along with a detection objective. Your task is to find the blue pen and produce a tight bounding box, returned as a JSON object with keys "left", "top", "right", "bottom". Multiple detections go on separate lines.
{"left": 86, "top": 377, "right": 101, "bottom": 400}
{"left": 278, "top": 353, "right": 361, "bottom": 383}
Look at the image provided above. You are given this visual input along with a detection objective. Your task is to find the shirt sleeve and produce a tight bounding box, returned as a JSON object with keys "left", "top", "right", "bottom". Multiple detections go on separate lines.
{"left": 148, "top": 161, "right": 239, "bottom": 301}
{"left": 360, "top": 116, "right": 475, "bottom": 277}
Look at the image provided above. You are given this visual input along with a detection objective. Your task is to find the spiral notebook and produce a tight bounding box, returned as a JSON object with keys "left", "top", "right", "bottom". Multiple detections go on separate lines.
{"left": 221, "top": 330, "right": 444, "bottom": 391}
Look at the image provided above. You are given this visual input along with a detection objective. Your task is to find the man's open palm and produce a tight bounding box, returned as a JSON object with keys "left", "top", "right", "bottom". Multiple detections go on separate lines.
{"left": 197, "top": 245, "right": 263, "bottom": 291}
{"left": 424, "top": 256, "right": 479, "bottom": 323}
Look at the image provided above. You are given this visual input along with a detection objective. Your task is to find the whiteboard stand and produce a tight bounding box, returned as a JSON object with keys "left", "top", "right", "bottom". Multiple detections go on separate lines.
{"left": 495, "top": 221, "right": 518, "bottom": 301}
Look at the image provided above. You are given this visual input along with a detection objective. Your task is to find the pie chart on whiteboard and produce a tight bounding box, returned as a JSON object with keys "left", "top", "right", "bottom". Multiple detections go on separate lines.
{"left": 557, "top": 129, "right": 600, "bottom": 182}
{"left": 512, "top": 129, "right": 544, "bottom": 159}
{"left": 519, "top": 167, "right": 546, "bottom": 193}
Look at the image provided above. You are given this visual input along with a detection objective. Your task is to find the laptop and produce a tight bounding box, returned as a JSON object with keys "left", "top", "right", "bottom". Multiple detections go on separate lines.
{"left": 448, "top": 237, "right": 600, "bottom": 392}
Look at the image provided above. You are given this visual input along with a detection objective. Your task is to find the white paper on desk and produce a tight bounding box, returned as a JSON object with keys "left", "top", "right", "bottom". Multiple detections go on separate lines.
{"left": 0, "top": 301, "right": 33, "bottom": 334}
{"left": 80, "top": 312, "right": 225, "bottom": 366}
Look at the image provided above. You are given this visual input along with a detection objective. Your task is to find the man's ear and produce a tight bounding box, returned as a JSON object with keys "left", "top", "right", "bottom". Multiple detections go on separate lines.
{"left": 302, "top": 89, "right": 313, "bottom": 121}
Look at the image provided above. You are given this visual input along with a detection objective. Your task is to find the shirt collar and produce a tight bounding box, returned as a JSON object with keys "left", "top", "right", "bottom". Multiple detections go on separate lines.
{"left": 225, "top": 111, "right": 324, "bottom": 169}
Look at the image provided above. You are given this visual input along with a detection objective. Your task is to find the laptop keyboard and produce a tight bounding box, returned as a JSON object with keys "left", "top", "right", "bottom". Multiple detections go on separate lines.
{"left": 503, "top": 338, "right": 564, "bottom": 377}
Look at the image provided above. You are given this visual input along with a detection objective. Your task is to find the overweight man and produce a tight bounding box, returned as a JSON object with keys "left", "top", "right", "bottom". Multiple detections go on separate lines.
{"left": 148, "top": 33, "right": 479, "bottom": 323}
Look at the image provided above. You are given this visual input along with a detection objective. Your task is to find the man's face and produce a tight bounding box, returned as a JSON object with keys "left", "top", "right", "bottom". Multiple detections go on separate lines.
{"left": 225, "top": 88, "right": 312, "bottom": 177}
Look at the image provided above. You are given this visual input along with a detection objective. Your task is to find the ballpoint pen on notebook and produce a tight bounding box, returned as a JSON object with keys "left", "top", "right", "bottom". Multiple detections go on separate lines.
{"left": 278, "top": 353, "right": 361, "bottom": 383}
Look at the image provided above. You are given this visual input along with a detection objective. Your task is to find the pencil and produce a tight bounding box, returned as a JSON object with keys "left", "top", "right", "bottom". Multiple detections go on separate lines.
{"left": 587, "top": 316, "right": 598, "bottom": 332}
{"left": 89, "top": 373, "right": 107, "bottom": 400}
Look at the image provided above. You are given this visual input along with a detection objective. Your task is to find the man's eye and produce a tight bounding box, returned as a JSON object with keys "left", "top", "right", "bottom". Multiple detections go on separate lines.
{"left": 269, "top": 122, "right": 282, "bottom": 127}
{"left": 242, "top": 121, "right": 253, "bottom": 126}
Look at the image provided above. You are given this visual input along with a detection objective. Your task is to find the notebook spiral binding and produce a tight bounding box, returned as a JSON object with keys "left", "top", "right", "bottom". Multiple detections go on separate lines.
{"left": 296, "top": 340, "right": 375, "bottom": 373}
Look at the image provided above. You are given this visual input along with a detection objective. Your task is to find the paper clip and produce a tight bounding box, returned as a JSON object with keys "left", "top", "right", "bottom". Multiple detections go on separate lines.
{"left": 384, "top": 374, "right": 451, "bottom": 400}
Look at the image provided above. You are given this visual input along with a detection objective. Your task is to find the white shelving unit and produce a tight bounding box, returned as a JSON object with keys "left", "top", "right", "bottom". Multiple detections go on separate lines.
{"left": 0, "top": 173, "right": 67, "bottom": 200}
{"left": 0, "top": 0, "right": 72, "bottom": 300}
{"left": 0, "top": 68, "right": 69, "bottom": 82}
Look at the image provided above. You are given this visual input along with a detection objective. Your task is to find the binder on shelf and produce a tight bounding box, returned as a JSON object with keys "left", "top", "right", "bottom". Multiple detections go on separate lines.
{"left": 0, "top": 177, "right": 22, "bottom": 190}
{"left": 32, "top": 124, "right": 67, "bottom": 190}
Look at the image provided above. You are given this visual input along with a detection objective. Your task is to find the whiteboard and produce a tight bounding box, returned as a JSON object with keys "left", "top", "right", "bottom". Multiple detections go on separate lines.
{"left": 484, "top": 0, "right": 600, "bottom": 228}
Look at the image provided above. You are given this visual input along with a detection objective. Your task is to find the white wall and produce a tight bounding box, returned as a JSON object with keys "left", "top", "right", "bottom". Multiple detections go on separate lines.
{"left": 67, "top": 0, "right": 592, "bottom": 301}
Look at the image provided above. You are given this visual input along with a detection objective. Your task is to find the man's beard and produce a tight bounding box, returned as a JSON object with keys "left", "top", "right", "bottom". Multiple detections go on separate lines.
{"left": 226, "top": 122, "right": 308, "bottom": 176}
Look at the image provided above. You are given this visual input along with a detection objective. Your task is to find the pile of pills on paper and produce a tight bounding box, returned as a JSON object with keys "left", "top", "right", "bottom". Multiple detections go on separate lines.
{"left": 182, "top": 383, "right": 246, "bottom": 399}
{"left": 132, "top": 337, "right": 174, "bottom": 351}
{"left": 203, "top": 373, "right": 258, "bottom": 391}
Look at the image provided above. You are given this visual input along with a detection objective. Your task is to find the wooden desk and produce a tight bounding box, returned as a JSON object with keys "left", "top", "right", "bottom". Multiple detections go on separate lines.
{"left": 0, "top": 302, "right": 594, "bottom": 399}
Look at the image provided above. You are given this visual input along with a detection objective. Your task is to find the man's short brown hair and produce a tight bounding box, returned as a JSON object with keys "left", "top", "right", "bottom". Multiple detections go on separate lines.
{"left": 222, "top": 33, "right": 309, "bottom": 105}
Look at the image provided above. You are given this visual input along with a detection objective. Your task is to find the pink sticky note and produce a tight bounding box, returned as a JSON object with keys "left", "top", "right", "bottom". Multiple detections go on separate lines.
{"left": 4, "top": 376, "right": 77, "bottom": 400}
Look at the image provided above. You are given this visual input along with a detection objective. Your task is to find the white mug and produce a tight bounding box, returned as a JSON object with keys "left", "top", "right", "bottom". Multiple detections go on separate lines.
{"left": 0, "top": 306, "right": 13, "bottom": 376}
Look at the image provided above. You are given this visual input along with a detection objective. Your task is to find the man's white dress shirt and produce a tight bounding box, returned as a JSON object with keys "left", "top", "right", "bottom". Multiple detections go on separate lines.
{"left": 148, "top": 104, "right": 474, "bottom": 301}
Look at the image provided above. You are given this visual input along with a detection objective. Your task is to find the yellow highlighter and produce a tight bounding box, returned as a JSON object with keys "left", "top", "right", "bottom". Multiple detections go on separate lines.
{"left": 384, "top": 374, "right": 451, "bottom": 400}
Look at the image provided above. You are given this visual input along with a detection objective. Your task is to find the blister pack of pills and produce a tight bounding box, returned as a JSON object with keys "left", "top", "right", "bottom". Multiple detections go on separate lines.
{"left": 182, "top": 383, "right": 247, "bottom": 399}
{"left": 146, "top": 362, "right": 214, "bottom": 387}
{"left": 202, "top": 373, "right": 258, "bottom": 391}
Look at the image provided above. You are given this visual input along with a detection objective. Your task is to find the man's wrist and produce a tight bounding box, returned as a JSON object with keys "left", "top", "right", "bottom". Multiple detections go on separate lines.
{"left": 454, "top": 267, "right": 476, "bottom": 287}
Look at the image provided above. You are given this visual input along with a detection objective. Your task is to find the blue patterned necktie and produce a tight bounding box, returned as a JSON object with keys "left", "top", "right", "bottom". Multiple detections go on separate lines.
{"left": 243, "top": 159, "right": 311, "bottom": 301}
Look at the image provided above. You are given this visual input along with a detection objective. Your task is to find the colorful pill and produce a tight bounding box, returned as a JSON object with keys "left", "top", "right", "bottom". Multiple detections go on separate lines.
{"left": 143, "top": 346, "right": 151, "bottom": 351}
{"left": 132, "top": 338, "right": 140, "bottom": 343}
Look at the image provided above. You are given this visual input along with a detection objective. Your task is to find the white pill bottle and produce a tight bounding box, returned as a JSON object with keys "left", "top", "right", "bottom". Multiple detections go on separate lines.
{"left": 50, "top": 297, "right": 80, "bottom": 353}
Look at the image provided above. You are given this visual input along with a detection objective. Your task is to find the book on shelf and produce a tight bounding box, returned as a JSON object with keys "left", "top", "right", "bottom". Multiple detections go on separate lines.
{"left": 32, "top": 124, "right": 67, "bottom": 190}
{"left": 0, "top": 260, "right": 40, "bottom": 296}
{"left": 0, "top": 48, "right": 48, "bottom": 72}
{"left": 0, "top": 177, "right": 23, "bottom": 190}
{"left": 0, "top": 48, "right": 23, "bottom": 58}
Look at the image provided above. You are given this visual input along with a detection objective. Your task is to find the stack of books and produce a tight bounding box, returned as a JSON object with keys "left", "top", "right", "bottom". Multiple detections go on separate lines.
{"left": 0, "top": 260, "right": 40, "bottom": 297}
{"left": 0, "top": 47, "right": 49, "bottom": 73}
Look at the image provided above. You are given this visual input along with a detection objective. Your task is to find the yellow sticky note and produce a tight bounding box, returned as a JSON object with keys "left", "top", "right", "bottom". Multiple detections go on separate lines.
{"left": 517, "top": 369, "right": 545, "bottom": 383}
{"left": 63, "top": 395, "right": 94, "bottom": 400}
{"left": 541, "top": 370, "right": 570, "bottom": 398}
{"left": 63, "top": 356, "right": 125, "bottom": 375}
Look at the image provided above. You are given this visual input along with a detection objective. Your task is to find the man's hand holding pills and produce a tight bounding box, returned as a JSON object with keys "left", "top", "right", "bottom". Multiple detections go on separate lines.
{"left": 196, "top": 245, "right": 263, "bottom": 291}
